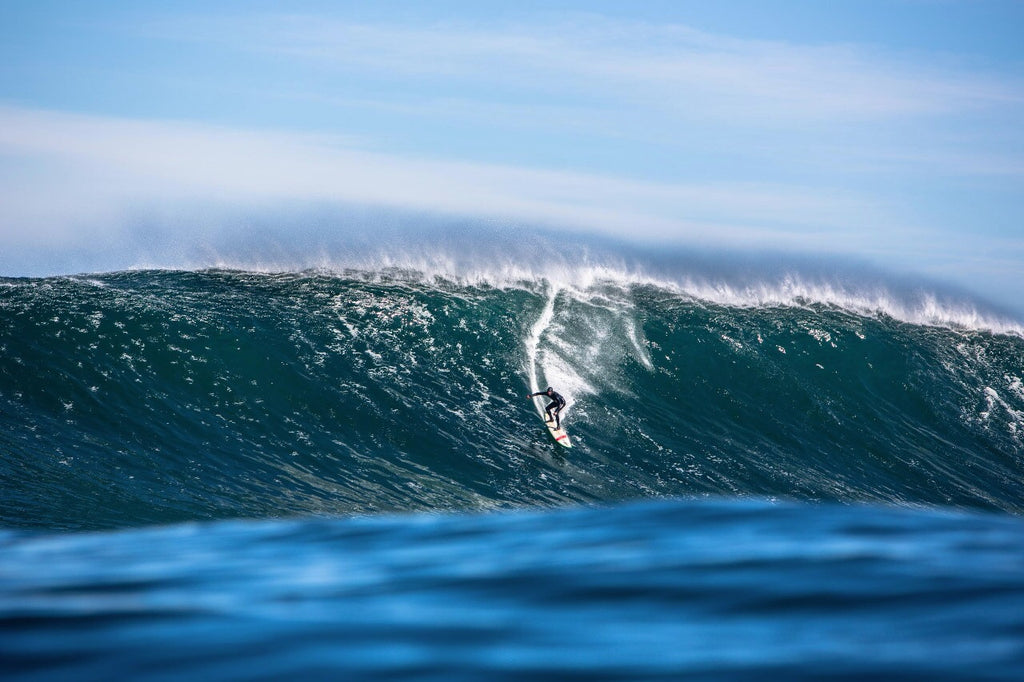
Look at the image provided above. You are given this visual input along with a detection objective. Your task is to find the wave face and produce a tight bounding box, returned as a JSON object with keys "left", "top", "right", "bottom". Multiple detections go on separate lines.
{"left": 2, "top": 269, "right": 1022, "bottom": 531}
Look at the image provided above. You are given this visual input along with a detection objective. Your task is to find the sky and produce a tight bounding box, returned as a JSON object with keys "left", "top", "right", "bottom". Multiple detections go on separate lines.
{"left": 1, "top": 1, "right": 1023, "bottom": 315}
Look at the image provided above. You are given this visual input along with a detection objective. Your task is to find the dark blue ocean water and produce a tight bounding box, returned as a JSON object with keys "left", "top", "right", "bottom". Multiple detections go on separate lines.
{"left": 2, "top": 268, "right": 1023, "bottom": 679}
{"left": 3, "top": 499, "right": 1023, "bottom": 681}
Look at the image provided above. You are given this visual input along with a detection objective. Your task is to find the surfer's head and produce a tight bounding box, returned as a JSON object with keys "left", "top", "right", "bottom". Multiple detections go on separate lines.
{"left": 545, "top": 387, "right": 553, "bottom": 394}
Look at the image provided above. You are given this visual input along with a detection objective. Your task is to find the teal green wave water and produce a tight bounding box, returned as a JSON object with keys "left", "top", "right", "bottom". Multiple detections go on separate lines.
{"left": 3, "top": 269, "right": 1022, "bottom": 531}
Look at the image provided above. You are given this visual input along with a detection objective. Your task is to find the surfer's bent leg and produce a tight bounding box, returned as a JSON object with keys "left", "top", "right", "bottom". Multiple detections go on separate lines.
{"left": 547, "top": 401, "right": 561, "bottom": 429}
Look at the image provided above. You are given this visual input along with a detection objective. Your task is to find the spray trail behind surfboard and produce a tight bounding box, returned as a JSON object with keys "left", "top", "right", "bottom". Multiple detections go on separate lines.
{"left": 524, "top": 285, "right": 576, "bottom": 447}
{"left": 526, "top": 284, "right": 558, "bottom": 419}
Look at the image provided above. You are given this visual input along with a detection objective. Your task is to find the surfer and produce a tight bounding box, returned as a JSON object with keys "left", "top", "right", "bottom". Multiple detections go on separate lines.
{"left": 527, "top": 387, "right": 566, "bottom": 430}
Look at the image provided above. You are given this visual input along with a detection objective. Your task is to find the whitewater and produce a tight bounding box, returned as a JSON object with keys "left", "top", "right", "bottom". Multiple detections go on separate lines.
{"left": 2, "top": 245, "right": 1023, "bottom": 679}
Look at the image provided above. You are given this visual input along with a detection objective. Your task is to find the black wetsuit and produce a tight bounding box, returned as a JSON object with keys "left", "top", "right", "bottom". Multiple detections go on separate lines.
{"left": 530, "top": 389, "right": 566, "bottom": 429}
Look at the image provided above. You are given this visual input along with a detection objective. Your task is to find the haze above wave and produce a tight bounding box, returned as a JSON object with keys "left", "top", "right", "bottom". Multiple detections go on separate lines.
{"left": 16, "top": 212, "right": 1020, "bottom": 337}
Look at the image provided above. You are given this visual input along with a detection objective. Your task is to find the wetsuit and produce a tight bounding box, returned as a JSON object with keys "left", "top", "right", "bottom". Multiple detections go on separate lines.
{"left": 529, "top": 389, "right": 566, "bottom": 429}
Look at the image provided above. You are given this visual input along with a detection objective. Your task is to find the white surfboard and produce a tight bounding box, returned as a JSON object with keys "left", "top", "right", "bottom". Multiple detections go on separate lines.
{"left": 545, "top": 419, "right": 572, "bottom": 448}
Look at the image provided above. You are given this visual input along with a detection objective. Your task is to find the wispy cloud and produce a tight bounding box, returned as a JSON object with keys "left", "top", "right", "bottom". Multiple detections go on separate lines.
{"left": 137, "top": 11, "right": 1024, "bottom": 184}
{"left": 199, "top": 13, "right": 1022, "bottom": 122}
{"left": 0, "top": 104, "right": 886, "bottom": 252}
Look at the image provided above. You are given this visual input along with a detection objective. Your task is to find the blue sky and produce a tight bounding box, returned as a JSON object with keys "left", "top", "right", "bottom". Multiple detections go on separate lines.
{"left": 1, "top": 1, "right": 1023, "bottom": 314}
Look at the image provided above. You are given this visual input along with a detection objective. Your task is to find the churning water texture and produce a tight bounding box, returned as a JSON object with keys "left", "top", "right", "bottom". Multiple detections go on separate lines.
{"left": 1, "top": 268, "right": 1023, "bottom": 680}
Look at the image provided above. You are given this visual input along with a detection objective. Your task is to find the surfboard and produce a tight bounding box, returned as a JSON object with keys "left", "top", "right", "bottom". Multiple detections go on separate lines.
{"left": 545, "top": 419, "right": 572, "bottom": 448}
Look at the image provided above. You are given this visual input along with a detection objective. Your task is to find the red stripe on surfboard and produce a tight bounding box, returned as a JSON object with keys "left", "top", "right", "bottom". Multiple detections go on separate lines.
{"left": 555, "top": 433, "right": 568, "bottom": 442}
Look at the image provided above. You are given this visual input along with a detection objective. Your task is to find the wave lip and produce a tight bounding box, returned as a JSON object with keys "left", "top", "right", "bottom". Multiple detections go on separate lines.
{"left": 671, "top": 272, "right": 1024, "bottom": 336}
{"left": 84, "top": 215, "right": 1021, "bottom": 336}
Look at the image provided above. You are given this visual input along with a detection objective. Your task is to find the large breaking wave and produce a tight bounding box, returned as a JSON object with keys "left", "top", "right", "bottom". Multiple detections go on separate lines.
{"left": 2, "top": 266, "right": 1021, "bottom": 531}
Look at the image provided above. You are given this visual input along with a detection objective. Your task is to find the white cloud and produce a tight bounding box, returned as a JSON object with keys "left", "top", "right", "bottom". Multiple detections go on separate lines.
{"left": 130, "top": 10, "right": 1024, "bottom": 190}
{"left": 199, "top": 13, "right": 1022, "bottom": 123}
{"left": 0, "top": 104, "right": 886, "bottom": 254}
